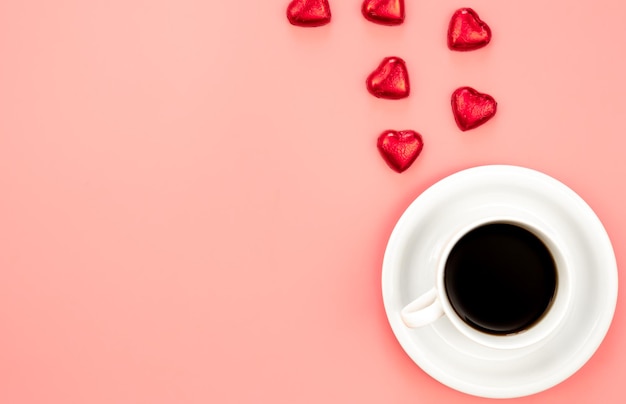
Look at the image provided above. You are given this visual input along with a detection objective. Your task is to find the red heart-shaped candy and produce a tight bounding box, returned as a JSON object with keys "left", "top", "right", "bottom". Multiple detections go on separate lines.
{"left": 451, "top": 87, "right": 497, "bottom": 131}
{"left": 447, "top": 8, "right": 491, "bottom": 51}
{"left": 366, "top": 57, "right": 410, "bottom": 99}
{"left": 362, "top": 0, "right": 405, "bottom": 26}
{"left": 377, "top": 130, "right": 424, "bottom": 173}
{"left": 287, "top": 0, "right": 331, "bottom": 27}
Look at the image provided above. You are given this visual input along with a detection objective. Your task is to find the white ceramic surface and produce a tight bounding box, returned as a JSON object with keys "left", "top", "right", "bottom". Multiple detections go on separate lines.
{"left": 381, "top": 165, "right": 618, "bottom": 398}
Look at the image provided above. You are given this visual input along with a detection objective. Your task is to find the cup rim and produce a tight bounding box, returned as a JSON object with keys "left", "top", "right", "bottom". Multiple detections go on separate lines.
{"left": 434, "top": 215, "right": 573, "bottom": 350}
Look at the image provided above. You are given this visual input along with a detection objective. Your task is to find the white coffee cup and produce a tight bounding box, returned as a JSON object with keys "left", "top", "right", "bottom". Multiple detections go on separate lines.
{"left": 401, "top": 214, "right": 573, "bottom": 350}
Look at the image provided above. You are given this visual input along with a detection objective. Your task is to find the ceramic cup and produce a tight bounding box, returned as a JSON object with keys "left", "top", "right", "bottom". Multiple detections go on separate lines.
{"left": 401, "top": 214, "right": 573, "bottom": 350}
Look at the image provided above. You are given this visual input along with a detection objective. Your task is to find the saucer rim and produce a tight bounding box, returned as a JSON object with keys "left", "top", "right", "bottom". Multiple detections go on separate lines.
{"left": 381, "top": 164, "right": 618, "bottom": 398}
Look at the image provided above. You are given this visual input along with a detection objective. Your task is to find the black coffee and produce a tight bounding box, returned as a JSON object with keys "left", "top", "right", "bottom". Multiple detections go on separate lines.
{"left": 444, "top": 223, "right": 557, "bottom": 335}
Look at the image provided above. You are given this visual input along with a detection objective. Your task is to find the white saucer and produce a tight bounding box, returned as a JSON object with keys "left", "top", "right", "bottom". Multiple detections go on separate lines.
{"left": 381, "top": 165, "right": 618, "bottom": 398}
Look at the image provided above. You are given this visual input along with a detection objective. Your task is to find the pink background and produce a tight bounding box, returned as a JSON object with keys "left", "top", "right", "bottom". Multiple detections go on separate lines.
{"left": 1, "top": 0, "right": 624, "bottom": 402}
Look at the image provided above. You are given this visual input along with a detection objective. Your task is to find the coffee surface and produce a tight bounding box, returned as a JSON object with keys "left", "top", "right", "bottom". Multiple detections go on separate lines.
{"left": 444, "top": 223, "right": 557, "bottom": 335}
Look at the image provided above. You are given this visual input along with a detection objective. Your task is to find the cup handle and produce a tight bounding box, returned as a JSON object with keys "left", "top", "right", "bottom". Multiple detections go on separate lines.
{"left": 401, "top": 287, "right": 444, "bottom": 328}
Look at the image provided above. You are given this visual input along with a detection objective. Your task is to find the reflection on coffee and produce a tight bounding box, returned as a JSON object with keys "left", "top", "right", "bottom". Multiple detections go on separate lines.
{"left": 444, "top": 223, "right": 557, "bottom": 335}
